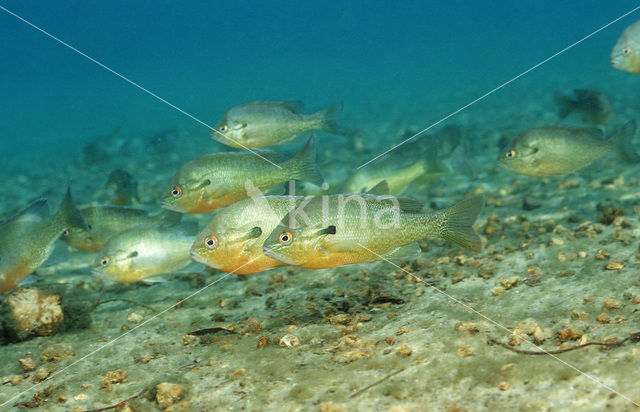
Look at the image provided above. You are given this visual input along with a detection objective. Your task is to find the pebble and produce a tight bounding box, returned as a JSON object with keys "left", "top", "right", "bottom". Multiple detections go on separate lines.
{"left": 156, "top": 382, "right": 185, "bottom": 408}
{"left": 395, "top": 343, "right": 412, "bottom": 357}
{"left": 456, "top": 346, "right": 473, "bottom": 357}
{"left": 40, "top": 344, "right": 74, "bottom": 362}
{"left": 279, "top": 334, "right": 301, "bottom": 348}
{"left": 605, "top": 261, "right": 624, "bottom": 270}
{"left": 19, "top": 357, "right": 36, "bottom": 371}
{"left": 126, "top": 312, "right": 143, "bottom": 323}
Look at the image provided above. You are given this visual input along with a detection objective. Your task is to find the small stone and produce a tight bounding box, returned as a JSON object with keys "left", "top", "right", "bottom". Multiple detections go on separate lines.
{"left": 244, "top": 317, "right": 262, "bottom": 333}
{"left": 456, "top": 346, "right": 473, "bottom": 357}
{"left": 126, "top": 312, "right": 143, "bottom": 323}
{"left": 500, "top": 364, "right": 514, "bottom": 374}
{"left": 491, "top": 286, "right": 505, "bottom": 296}
{"left": 327, "top": 314, "right": 350, "bottom": 325}
{"left": 35, "top": 366, "right": 49, "bottom": 382}
{"left": 499, "top": 276, "right": 520, "bottom": 290}
{"left": 19, "top": 357, "right": 36, "bottom": 371}
{"left": 257, "top": 336, "right": 269, "bottom": 349}
{"left": 602, "top": 300, "right": 622, "bottom": 311}
{"left": 278, "top": 334, "right": 301, "bottom": 348}
{"left": 40, "top": 344, "right": 74, "bottom": 362}
{"left": 181, "top": 334, "right": 197, "bottom": 345}
{"left": 156, "top": 382, "right": 185, "bottom": 408}
{"left": 395, "top": 343, "right": 412, "bottom": 357}
{"left": 499, "top": 381, "right": 510, "bottom": 391}
{"left": 229, "top": 368, "right": 245, "bottom": 377}
{"left": 605, "top": 261, "right": 624, "bottom": 270}
{"left": 395, "top": 326, "right": 408, "bottom": 336}
{"left": 570, "top": 310, "right": 588, "bottom": 320}
{"left": 342, "top": 350, "right": 370, "bottom": 361}
{"left": 595, "top": 250, "right": 610, "bottom": 260}
{"left": 596, "top": 313, "right": 611, "bottom": 324}
{"left": 101, "top": 369, "right": 127, "bottom": 390}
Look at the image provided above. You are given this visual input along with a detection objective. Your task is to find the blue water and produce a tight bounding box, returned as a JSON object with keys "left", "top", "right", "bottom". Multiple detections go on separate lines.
{"left": 2, "top": 1, "right": 639, "bottom": 162}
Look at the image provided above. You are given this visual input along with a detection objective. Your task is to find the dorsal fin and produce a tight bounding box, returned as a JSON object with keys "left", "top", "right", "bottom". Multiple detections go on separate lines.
{"left": 280, "top": 101, "right": 304, "bottom": 113}
{"left": 366, "top": 180, "right": 390, "bottom": 195}
{"left": 397, "top": 198, "right": 425, "bottom": 213}
{"left": 584, "top": 128, "right": 604, "bottom": 140}
{"left": 2, "top": 198, "right": 50, "bottom": 226}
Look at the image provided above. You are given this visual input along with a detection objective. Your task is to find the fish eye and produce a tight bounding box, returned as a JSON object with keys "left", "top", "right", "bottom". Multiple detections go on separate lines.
{"left": 279, "top": 231, "right": 293, "bottom": 245}
{"left": 63, "top": 229, "right": 70, "bottom": 236}
{"left": 205, "top": 236, "right": 218, "bottom": 249}
{"left": 623, "top": 47, "right": 631, "bottom": 55}
{"left": 505, "top": 150, "right": 516, "bottom": 159}
{"left": 219, "top": 125, "right": 228, "bottom": 133}
{"left": 100, "top": 256, "right": 110, "bottom": 266}
{"left": 171, "top": 186, "right": 182, "bottom": 198}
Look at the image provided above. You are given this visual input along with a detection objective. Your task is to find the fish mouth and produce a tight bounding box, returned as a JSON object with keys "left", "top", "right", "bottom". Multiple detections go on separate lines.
{"left": 189, "top": 250, "right": 209, "bottom": 266}
{"left": 160, "top": 200, "right": 181, "bottom": 212}
{"left": 262, "top": 246, "right": 298, "bottom": 265}
{"left": 496, "top": 160, "right": 511, "bottom": 171}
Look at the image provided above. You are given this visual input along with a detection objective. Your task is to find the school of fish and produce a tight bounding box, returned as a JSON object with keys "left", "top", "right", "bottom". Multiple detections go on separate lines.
{"left": 1, "top": 20, "right": 640, "bottom": 291}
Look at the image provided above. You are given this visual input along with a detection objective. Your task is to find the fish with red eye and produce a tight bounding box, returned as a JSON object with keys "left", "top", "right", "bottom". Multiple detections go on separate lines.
{"left": 161, "top": 135, "right": 324, "bottom": 214}
{"left": 190, "top": 196, "right": 306, "bottom": 274}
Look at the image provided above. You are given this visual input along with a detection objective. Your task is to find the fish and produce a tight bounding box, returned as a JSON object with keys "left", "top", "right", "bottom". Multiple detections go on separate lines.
{"left": 191, "top": 196, "right": 304, "bottom": 274}
{"left": 92, "top": 224, "right": 196, "bottom": 283}
{"left": 212, "top": 101, "right": 344, "bottom": 149}
{"left": 340, "top": 160, "right": 445, "bottom": 196}
{"left": 62, "top": 206, "right": 181, "bottom": 251}
{"left": 104, "top": 169, "right": 140, "bottom": 206}
{"left": 611, "top": 20, "right": 640, "bottom": 73}
{"left": 554, "top": 89, "right": 612, "bottom": 125}
{"left": 262, "top": 192, "right": 484, "bottom": 270}
{"left": 0, "top": 188, "right": 88, "bottom": 292}
{"left": 498, "top": 120, "right": 639, "bottom": 177}
{"left": 162, "top": 135, "right": 324, "bottom": 214}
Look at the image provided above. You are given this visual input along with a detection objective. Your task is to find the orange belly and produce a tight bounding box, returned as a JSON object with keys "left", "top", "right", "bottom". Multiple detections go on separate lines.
{"left": 215, "top": 254, "right": 284, "bottom": 275}
{"left": 298, "top": 250, "right": 379, "bottom": 270}
{"left": 0, "top": 262, "right": 33, "bottom": 292}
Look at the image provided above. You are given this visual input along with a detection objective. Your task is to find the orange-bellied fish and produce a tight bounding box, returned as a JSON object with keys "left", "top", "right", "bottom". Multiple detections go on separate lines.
{"left": 212, "top": 101, "right": 344, "bottom": 148}
{"left": 263, "top": 192, "right": 484, "bottom": 269}
{"left": 498, "top": 120, "right": 638, "bottom": 177}
{"left": 191, "top": 196, "right": 304, "bottom": 274}
{"left": 92, "top": 224, "right": 196, "bottom": 283}
{"left": 611, "top": 20, "right": 640, "bottom": 73}
{"left": 0, "top": 188, "right": 88, "bottom": 292}
{"left": 62, "top": 206, "right": 181, "bottom": 251}
{"left": 162, "top": 135, "right": 324, "bottom": 214}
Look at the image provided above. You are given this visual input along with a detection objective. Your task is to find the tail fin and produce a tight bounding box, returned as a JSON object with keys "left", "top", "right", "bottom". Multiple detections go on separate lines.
{"left": 53, "top": 187, "right": 89, "bottom": 231}
{"left": 438, "top": 195, "right": 484, "bottom": 253}
{"left": 285, "top": 134, "right": 326, "bottom": 187}
{"left": 314, "top": 101, "right": 345, "bottom": 136}
{"left": 610, "top": 120, "right": 639, "bottom": 163}
{"left": 554, "top": 91, "right": 573, "bottom": 120}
